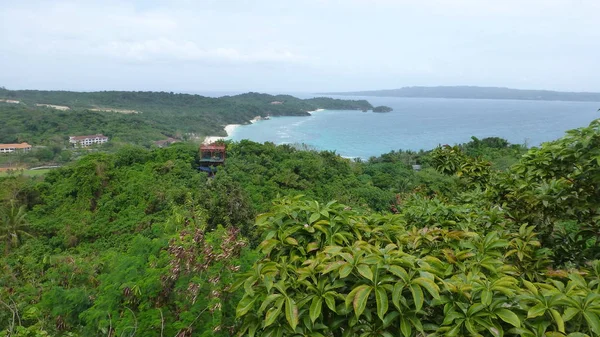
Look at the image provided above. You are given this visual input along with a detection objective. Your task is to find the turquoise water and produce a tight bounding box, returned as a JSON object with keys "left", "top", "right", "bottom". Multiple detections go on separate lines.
{"left": 228, "top": 96, "right": 600, "bottom": 158}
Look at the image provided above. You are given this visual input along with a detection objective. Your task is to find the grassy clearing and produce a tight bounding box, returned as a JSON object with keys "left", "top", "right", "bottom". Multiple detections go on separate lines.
{"left": 0, "top": 168, "right": 53, "bottom": 177}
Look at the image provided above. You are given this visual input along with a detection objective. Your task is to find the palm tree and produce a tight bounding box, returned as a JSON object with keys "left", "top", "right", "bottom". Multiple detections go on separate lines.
{"left": 0, "top": 200, "right": 33, "bottom": 253}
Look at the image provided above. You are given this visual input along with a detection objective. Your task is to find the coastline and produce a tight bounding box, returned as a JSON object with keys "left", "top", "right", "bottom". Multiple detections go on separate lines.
{"left": 203, "top": 124, "right": 241, "bottom": 144}
{"left": 307, "top": 108, "right": 325, "bottom": 115}
{"left": 203, "top": 110, "right": 324, "bottom": 144}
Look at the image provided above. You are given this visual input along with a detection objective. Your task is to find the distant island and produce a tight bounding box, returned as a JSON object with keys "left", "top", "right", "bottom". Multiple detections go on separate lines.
{"left": 323, "top": 86, "right": 600, "bottom": 102}
{"left": 372, "top": 105, "right": 393, "bottom": 113}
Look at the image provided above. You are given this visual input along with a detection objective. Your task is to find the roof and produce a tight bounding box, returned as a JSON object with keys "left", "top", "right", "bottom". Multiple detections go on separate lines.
{"left": 69, "top": 134, "right": 108, "bottom": 141}
{"left": 201, "top": 143, "right": 226, "bottom": 151}
{"left": 0, "top": 142, "right": 32, "bottom": 149}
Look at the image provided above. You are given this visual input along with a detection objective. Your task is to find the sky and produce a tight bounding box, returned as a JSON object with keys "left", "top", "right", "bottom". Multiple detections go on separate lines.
{"left": 0, "top": 0, "right": 599, "bottom": 93}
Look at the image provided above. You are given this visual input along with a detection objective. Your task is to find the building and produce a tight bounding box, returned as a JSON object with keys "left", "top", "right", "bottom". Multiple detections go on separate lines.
{"left": 69, "top": 134, "right": 109, "bottom": 147}
{"left": 198, "top": 143, "right": 226, "bottom": 175}
{"left": 0, "top": 142, "right": 32, "bottom": 154}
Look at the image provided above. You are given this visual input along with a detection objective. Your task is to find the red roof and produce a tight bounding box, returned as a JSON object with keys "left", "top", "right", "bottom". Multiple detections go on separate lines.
{"left": 201, "top": 143, "right": 226, "bottom": 151}
{"left": 0, "top": 142, "right": 32, "bottom": 149}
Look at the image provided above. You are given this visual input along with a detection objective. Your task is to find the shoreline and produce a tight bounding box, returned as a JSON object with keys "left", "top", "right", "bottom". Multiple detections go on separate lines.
{"left": 307, "top": 108, "right": 325, "bottom": 115}
{"left": 202, "top": 109, "right": 325, "bottom": 144}
{"left": 203, "top": 124, "right": 241, "bottom": 144}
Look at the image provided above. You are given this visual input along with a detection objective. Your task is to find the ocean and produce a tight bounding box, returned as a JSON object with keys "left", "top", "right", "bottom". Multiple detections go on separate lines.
{"left": 227, "top": 95, "right": 600, "bottom": 158}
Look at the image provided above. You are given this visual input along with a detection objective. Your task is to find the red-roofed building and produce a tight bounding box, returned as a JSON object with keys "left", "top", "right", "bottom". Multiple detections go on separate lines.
{"left": 0, "top": 142, "right": 32, "bottom": 153}
{"left": 69, "top": 134, "right": 109, "bottom": 147}
{"left": 199, "top": 143, "right": 226, "bottom": 163}
{"left": 199, "top": 143, "right": 226, "bottom": 174}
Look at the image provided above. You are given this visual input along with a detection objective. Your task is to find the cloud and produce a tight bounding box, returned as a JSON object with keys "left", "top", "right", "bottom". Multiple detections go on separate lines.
{"left": 97, "top": 38, "right": 304, "bottom": 64}
{"left": 0, "top": 1, "right": 306, "bottom": 65}
{"left": 1, "top": 0, "right": 599, "bottom": 91}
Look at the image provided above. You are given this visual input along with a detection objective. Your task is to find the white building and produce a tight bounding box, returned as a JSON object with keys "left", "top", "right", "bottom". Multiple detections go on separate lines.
{"left": 69, "top": 134, "right": 109, "bottom": 147}
{"left": 0, "top": 142, "right": 32, "bottom": 153}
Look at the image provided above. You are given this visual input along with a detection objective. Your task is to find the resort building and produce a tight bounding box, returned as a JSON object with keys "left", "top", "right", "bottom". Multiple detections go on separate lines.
{"left": 69, "top": 134, "right": 109, "bottom": 147}
{"left": 0, "top": 142, "right": 32, "bottom": 154}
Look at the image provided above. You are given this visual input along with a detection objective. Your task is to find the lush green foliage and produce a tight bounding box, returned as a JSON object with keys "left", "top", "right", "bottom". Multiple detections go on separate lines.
{"left": 2, "top": 118, "right": 600, "bottom": 337}
{"left": 0, "top": 89, "right": 372, "bottom": 146}
{"left": 235, "top": 120, "right": 600, "bottom": 337}
{"left": 235, "top": 197, "right": 600, "bottom": 337}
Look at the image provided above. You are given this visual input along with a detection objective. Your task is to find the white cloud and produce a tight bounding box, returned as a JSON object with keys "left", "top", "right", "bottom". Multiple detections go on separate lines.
{"left": 0, "top": 1, "right": 306, "bottom": 65}
{"left": 0, "top": 0, "right": 599, "bottom": 91}
{"left": 97, "top": 38, "right": 304, "bottom": 64}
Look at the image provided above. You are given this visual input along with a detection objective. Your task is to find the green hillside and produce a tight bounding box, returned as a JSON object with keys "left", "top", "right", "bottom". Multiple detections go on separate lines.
{"left": 2, "top": 119, "right": 600, "bottom": 336}
{"left": 0, "top": 88, "right": 373, "bottom": 145}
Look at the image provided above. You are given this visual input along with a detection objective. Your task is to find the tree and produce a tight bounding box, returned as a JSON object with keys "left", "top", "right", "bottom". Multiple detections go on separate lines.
{"left": 0, "top": 200, "right": 33, "bottom": 253}
{"left": 234, "top": 197, "right": 600, "bottom": 337}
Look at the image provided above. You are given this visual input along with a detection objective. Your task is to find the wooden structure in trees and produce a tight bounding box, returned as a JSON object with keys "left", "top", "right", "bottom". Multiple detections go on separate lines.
{"left": 198, "top": 143, "right": 226, "bottom": 174}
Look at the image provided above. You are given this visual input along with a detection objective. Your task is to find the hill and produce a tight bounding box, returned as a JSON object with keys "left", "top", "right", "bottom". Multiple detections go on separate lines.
{"left": 0, "top": 88, "right": 373, "bottom": 145}
{"left": 324, "top": 85, "right": 600, "bottom": 102}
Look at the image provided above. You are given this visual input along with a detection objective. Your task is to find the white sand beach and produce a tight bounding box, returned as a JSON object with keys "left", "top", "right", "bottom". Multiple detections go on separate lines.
{"left": 307, "top": 108, "right": 325, "bottom": 115}
{"left": 203, "top": 124, "right": 241, "bottom": 144}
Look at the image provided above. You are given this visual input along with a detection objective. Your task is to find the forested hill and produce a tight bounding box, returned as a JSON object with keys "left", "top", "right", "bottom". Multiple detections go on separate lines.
{"left": 0, "top": 88, "right": 372, "bottom": 144}
{"left": 324, "top": 85, "right": 600, "bottom": 102}
{"left": 3, "top": 119, "right": 600, "bottom": 336}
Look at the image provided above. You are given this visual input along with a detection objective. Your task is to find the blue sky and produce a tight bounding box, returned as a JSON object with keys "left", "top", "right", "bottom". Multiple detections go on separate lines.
{"left": 1, "top": 0, "right": 599, "bottom": 92}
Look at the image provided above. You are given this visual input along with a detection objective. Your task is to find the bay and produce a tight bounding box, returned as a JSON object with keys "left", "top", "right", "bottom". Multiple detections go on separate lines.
{"left": 228, "top": 95, "right": 600, "bottom": 158}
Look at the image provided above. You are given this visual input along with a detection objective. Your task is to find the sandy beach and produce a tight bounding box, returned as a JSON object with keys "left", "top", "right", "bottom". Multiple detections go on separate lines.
{"left": 203, "top": 124, "right": 241, "bottom": 144}
{"left": 203, "top": 110, "right": 321, "bottom": 144}
{"left": 307, "top": 108, "right": 325, "bottom": 115}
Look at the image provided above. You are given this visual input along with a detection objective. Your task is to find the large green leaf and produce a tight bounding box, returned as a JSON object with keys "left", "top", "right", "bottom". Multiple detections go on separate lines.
{"left": 237, "top": 295, "right": 257, "bottom": 317}
{"left": 412, "top": 277, "right": 440, "bottom": 299}
{"left": 310, "top": 297, "right": 323, "bottom": 323}
{"left": 323, "top": 293, "right": 337, "bottom": 313}
{"left": 375, "top": 287, "right": 389, "bottom": 321}
{"left": 495, "top": 308, "right": 520, "bottom": 328}
{"left": 562, "top": 307, "right": 579, "bottom": 322}
{"left": 392, "top": 282, "right": 405, "bottom": 310}
{"left": 350, "top": 284, "right": 372, "bottom": 318}
{"left": 339, "top": 263, "right": 353, "bottom": 278}
{"left": 265, "top": 304, "right": 283, "bottom": 328}
{"left": 285, "top": 297, "right": 299, "bottom": 330}
{"left": 357, "top": 264, "right": 373, "bottom": 281}
{"left": 259, "top": 239, "right": 280, "bottom": 255}
{"left": 481, "top": 289, "right": 492, "bottom": 306}
{"left": 527, "top": 303, "right": 546, "bottom": 318}
{"left": 259, "top": 294, "right": 283, "bottom": 313}
{"left": 549, "top": 308, "right": 565, "bottom": 333}
{"left": 584, "top": 311, "right": 600, "bottom": 335}
{"left": 388, "top": 265, "right": 409, "bottom": 281}
{"left": 400, "top": 317, "right": 412, "bottom": 337}
{"left": 410, "top": 284, "right": 424, "bottom": 312}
